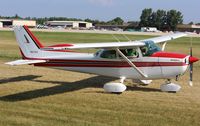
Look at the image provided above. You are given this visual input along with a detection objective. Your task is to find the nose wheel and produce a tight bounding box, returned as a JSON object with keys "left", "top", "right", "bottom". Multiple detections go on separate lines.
{"left": 160, "top": 79, "right": 181, "bottom": 93}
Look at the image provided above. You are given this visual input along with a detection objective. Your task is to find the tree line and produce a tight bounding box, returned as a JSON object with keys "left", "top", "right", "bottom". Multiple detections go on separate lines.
{"left": 139, "top": 8, "right": 183, "bottom": 31}
{"left": 0, "top": 9, "right": 199, "bottom": 31}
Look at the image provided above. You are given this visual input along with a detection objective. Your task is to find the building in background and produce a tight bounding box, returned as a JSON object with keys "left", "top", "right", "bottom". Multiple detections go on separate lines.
{"left": 46, "top": 21, "right": 93, "bottom": 29}
{"left": 0, "top": 19, "right": 36, "bottom": 28}
{"left": 177, "top": 24, "right": 200, "bottom": 34}
{"left": 141, "top": 27, "right": 158, "bottom": 32}
{"left": 0, "top": 22, "right": 3, "bottom": 28}
{"left": 94, "top": 22, "right": 139, "bottom": 31}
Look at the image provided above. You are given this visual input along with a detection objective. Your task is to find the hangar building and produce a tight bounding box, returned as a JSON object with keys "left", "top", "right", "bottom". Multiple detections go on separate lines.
{"left": 46, "top": 21, "right": 93, "bottom": 29}
{"left": 177, "top": 24, "right": 200, "bottom": 34}
{"left": 0, "top": 19, "right": 36, "bottom": 28}
{"left": 0, "top": 22, "right": 3, "bottom": 28}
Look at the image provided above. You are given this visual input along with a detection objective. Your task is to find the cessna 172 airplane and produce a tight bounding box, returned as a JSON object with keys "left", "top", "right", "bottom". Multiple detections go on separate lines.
{"left": 6, "top": 26, "right": 199, "bottom": 93}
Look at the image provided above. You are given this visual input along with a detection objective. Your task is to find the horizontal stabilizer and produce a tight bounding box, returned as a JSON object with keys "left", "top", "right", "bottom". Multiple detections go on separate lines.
{"left": 5, "top": 59, "right": 46, "bottom": 66}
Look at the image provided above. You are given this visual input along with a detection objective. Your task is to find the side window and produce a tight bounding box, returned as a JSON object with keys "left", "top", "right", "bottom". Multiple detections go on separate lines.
{"left": 119, "top": 49, "right": 139, "bottom": 58}
{"left": 140, "top": 46, "right": 149, "bottom": 56}
{"left": 100, "top": 50, "right": 117, "bottom": 59}
{"left": 126, "top": 49, "right": 139, "bottom": 57}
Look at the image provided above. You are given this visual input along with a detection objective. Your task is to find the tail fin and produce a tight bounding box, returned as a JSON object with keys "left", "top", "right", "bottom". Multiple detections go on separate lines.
{"left": 14, "top": 26, "right": 44, "bottom": 59}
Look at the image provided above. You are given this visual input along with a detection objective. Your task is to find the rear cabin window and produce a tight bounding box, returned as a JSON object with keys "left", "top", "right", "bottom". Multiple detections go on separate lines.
{"left": 100, "top": 50, "right": 117, "bottom": 59}
{"left": 100, "top": 49, "right": 139, "bottom": 59}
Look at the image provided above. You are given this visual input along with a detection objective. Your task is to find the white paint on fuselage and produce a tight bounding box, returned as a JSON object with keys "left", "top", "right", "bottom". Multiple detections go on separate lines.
{"left": 35, "top": 51, "right": 188, "bottom": 80}
{"left": 49, "top": 65, "right": 188, "bottom": 80}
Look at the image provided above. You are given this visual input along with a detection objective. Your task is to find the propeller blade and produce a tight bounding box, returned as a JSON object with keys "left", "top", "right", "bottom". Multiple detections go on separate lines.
{"left": 189, "top": 46, "right": 193, "bottom": 86}
{"left": 189, "top": 63, "right": 193, "bottom": 86}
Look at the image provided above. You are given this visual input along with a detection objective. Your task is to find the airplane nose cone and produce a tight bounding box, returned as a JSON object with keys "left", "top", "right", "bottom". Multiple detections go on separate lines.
{"left": 189, "top": 56, "right": 199, "bottom": 64}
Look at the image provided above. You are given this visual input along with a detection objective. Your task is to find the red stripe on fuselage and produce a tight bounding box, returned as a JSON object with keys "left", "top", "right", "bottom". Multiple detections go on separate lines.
{"left": 48, "top": 44, "right": 73, "bottom": 47}
{"left": 34, "top": 60, "right": 186, "bottom": 68}
{"left": 44, "top": 50, "right": 75, "bottom": 52}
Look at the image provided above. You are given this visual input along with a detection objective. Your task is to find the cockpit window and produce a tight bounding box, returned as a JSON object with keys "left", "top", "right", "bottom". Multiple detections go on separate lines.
{"left": 119, "top": 48, "right": 139, "bottom": 58}
{"left": 100, "top": 48, "right": 139, "bottom": 59}
{"left": 100, "top": 50, "right": 117, "bottom": 59}
{"left": 140, "top": 41, "right": 161, "bottom": 56}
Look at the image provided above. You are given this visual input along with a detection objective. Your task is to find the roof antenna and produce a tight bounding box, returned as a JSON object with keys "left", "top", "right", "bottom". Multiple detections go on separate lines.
{"left": 111, "top": 34, "right": 121, "bottom": 42}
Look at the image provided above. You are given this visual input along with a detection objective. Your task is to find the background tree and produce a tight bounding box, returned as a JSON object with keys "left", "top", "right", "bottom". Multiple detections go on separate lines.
{"left": 107, "top": 17, "right": 124, "bottom": 25}
{"left": 166, "top": 10, "right": 183, "bottom": 31}
{"left": 149, "top": 12, "right": 157, "bottom": 27}
{"left": 139, "top": 8, "right": 152, "bottom": 27}
{"left": 155, "top": 10, "right": 166, "bottom": 30}
{"left": 188, "top": 22, "right": 194, "bottom": 25}
{"left": 14, "top": 14, "right": 21, "bottom": 19}
{"left": 139, "top": 8, "right": 183, "bottom": 31}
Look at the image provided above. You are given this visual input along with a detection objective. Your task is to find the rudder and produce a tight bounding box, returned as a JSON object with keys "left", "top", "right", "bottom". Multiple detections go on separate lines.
{"left": 14, "top": 25, "right": 44, "bottom": 59}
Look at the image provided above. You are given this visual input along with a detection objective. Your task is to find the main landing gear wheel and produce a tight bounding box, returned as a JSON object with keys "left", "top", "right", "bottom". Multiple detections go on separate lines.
{"left": 103, "top": 77, "right": 127, "bottom": 94}
{"left": 103, "top": 83, "right": 127, "bottom": 94}
{"left": 160, "top": 80, "right": 181, "bottom": 93}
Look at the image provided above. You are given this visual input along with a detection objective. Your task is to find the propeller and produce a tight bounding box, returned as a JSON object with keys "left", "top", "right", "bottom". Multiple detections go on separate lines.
{"left": 189, "top": 46, "right": 193, "bottom": 86}
{"left": 188, "top": 37, "right": 199, "bottom": 86}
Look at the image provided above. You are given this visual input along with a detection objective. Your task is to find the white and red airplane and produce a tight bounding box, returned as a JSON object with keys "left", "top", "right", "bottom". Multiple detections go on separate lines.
{"left": 6, "top": 26, "right": 199, "bottom": 93}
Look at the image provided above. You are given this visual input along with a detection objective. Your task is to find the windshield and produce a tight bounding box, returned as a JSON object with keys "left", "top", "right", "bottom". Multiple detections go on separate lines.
{"left": 140, "top": 41, "right": 161, "bottom": 56}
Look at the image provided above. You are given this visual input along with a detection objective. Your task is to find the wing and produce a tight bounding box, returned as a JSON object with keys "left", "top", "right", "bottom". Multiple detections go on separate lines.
{"left": 142, "top": 32, "right": 187, "bottom": 43}
{"left": 42, "top": 41, "right": 145, "bottom": 50}
{"left": 5, "top": 59, "right": 46, "bottom": 66}
{"left": 42, "top": 32, "right": 187, "bottom": 50}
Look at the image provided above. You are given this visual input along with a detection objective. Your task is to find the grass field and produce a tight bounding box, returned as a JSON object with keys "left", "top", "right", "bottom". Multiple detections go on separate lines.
{"left": 0, "top": 30, "right": 200, "bottom": 126}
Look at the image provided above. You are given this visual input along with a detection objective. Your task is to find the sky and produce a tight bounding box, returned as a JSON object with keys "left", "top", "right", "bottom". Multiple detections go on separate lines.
{"left": 0, "top": 0, "right": 199, "bottom": 23}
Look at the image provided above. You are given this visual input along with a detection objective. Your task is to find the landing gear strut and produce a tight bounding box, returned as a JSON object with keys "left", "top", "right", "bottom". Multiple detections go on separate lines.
{"left": 160, "top": 79, "right": 181, "bottom": 93}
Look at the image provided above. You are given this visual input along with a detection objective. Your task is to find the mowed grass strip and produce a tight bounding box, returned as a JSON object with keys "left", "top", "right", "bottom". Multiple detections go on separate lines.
{"left": 0, "top": 30, "right": 200, "bottom": 126}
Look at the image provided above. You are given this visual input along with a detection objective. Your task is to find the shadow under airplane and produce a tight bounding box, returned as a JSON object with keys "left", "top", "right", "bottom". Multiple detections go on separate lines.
{"left": 0, "top": 75, "right": 42, "bottom": 84}
{"left": 0, "top": 75, "right": 160, "bottom": 102}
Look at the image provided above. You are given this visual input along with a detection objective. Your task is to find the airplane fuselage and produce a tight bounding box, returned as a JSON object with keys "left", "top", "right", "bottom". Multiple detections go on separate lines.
{"left": 32, "top": 51, "right": 188, "bottom": 80}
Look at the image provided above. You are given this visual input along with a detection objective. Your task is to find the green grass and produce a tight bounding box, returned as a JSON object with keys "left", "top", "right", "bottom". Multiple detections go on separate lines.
{"left": 0, "top": 30, "right": 200, "bottom": 126}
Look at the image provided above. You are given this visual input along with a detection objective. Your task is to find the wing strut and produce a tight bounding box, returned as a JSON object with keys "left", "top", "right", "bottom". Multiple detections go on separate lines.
{"left": 161, "top": 42, "right": 167, "bottom": 51}
{"left": 116, "top": 48, "right": 148, "bottom": 78}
